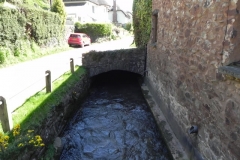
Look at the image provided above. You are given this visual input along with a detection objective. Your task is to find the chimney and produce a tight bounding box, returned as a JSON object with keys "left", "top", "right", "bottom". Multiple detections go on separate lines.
{"left": 113, "top": 0, "right": 118, "bottom": 23}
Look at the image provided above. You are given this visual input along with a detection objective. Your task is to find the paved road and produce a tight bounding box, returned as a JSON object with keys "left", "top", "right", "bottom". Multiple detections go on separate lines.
{"left": 0, "top": 36, "right": 134, "bottom": 112}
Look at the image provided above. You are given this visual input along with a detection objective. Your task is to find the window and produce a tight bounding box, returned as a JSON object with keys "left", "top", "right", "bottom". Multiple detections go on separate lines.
{"left": 152, "top": 9, "right": 159, "bottom": 44}
{"left": 92, "top": 6, "right": 95, "bottom": 13}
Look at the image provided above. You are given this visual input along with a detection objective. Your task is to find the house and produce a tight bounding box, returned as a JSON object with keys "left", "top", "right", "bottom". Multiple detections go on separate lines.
{"left": 146, "top": 0, "right": 240, "bottom": 160}
{"left": 108, "top": 0, "right": 132, "bottom": 26}
{"left": 63, "top": 0, "right": 111, "bottom": 25}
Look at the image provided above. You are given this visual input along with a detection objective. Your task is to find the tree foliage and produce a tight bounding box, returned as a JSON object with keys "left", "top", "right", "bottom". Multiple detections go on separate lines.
{"left": 132, "top": 0, "right": 152, "bottom": 47}
{"left": 51, "top": 0, "right": 66, "bottom": 24}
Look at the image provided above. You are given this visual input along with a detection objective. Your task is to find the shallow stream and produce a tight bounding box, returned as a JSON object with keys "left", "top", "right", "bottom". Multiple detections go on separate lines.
{"left": 60, "top": 71, "right": 172, "bottom": 160}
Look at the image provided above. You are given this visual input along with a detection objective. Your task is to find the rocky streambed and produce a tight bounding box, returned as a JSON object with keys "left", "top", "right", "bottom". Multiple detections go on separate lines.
{"left": 59, "top": 71, "right": 173, "bottom": 160}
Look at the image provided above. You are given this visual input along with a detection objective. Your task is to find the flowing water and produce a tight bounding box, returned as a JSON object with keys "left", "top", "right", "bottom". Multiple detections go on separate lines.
{"left": 60, "top": 71, "right": 172, "bottom": 160}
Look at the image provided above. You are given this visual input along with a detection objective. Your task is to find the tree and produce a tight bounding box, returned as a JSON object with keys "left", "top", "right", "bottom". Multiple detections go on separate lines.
{"left": 51, "top": 0, "right": 66, "bottom": 25}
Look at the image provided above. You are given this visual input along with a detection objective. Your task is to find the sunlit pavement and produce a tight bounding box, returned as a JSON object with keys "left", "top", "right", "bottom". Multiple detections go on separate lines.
{"left": 0, "top": 36, "right": 134, "bottom": 112}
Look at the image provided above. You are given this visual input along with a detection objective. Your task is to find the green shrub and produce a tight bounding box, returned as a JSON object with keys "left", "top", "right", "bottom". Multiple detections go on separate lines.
{"left": 14, "top": 40, "right": 30, "bottom": 56}
{"left": 23, "top": 0, "right": 50, "bottom": 9}
{"left": 0, "top": 47, "right": 12, "bottom": 64}
{"left": 0, "top": 3, "right": 67, "bottom": 67}
{"left": 5, "top": 0, "right": 50, "bottom": 9}
{"left": 25, "top": 7, "right": 64, "bottom": 45}
{"left": 133, "top": 0, "right": 152, "bottom": 47}
{"left": 14, "top": 48, "right": 21, "bottom": 57}
{"left": 0, "top": 5, "right": 65, "bottom": 61}
{"left": 111, "top": 34, "right": 117, "bottom": 40}
{"left": 124, "top": 22, "right": 133, "bottom": 32}
{"left": 74, "top": 23, "right": 112, "bottom": 42}
{"left": 6, "top": 0, "right": 23, "bottom": 5}
{"left": 51, "top": 0, "right": 66, "bottom": 25}
{"left": 31, "top": 41, "right": 40, "bottom": 53}
{"left": 0, "top": 50, "right": 5, "bottom": 64}
{"left": 75, "top": 22, "right": 82, "bottom": 30}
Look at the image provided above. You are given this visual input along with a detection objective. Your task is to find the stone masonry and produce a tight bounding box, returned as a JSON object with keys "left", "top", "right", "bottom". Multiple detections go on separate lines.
{"left": 82, "top": 48, "right": 146, "bottom": 77}
{"left": 146, "top": 0, "right": 240, "bottom": 160}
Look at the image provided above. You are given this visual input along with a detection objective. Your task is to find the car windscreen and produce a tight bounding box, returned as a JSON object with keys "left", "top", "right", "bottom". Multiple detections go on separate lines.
{"left": 70, "top": 34, "right": 80, "bottom": 38}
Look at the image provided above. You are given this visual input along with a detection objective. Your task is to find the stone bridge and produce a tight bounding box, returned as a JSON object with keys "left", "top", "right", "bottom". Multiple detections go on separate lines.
{"left": 82, "top": 47, "right": 146, "bottom": 77}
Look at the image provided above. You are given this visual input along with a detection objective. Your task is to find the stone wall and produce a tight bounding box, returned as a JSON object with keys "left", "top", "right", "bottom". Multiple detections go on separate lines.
{"left": 82, "top": 48, "right": 146, "bottom": 77}
{"left": 22, "top": 72, "right": 91, "bottom": 159}
{"left": 146, "top": 0, "right": 240, "bottom": 160}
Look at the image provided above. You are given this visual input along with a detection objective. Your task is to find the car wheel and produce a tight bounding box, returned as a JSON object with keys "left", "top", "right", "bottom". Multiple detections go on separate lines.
{"left": 69, "top": 44, "right": 72, "bottom": 47}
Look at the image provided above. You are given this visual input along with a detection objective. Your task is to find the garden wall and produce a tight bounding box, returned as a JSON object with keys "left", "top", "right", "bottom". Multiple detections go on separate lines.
{"left": 21, "top": 72, "right": 90, "bottom": 159}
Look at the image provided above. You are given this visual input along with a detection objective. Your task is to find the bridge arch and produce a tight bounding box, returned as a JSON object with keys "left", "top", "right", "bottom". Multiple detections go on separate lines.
{"left": 90, "top": 70, "right": 143, "bottom": 86}
{"left": 82, "top": 48, "right": 146, "bottom": 77}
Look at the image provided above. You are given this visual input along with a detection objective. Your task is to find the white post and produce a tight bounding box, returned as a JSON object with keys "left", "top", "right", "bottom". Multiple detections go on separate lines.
{"left": 0, "top": 96, "right": 13, "bottom": 132}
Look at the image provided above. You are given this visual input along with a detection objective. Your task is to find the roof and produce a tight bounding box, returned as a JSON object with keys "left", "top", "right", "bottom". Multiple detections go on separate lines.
{"left": 109, "top": 5, "right": 132, "bottom": 18}
{"left": 95, "top": 0, "right": 111, "bottom": 6}
{"left": 65, "top": 2, "right": 86, "bottom": 6}
{"left": 63, "top": 0, "right": 111, "bottom": 6}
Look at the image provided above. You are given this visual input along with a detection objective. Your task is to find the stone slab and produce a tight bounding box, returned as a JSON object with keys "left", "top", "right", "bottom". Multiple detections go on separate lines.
{"left": 141, "top": 83, "right": 189, "bottom": 160}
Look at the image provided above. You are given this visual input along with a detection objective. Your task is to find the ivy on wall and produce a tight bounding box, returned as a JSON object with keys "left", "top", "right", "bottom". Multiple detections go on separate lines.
{"left": 132, "top": 0, "right": 152, "bottom": 47}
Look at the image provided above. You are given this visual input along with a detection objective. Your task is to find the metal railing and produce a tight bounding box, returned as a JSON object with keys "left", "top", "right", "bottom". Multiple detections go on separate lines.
{"left": 0, "top": 58, "right": 75, "bottom": 133}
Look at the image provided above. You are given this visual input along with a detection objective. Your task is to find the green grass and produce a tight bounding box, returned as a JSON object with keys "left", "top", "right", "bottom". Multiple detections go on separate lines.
{"left": 13, "top": 66, "right": 85, "bottom": 131}
{"left": 0, "top": 44, "right": 72, "bottom": 69}
{"left": 0, "top": 66, "right": 86, "bottom": 159}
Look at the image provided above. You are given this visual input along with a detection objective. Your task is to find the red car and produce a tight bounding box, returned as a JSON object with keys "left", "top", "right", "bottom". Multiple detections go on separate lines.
{"left": 68, "top": 33, "right": 91, "bottom": 47}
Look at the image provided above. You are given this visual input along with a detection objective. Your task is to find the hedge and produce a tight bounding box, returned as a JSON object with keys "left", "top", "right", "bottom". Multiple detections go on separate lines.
{"left": 25, "top": 7, "right": 65, "bottom": 45}
{"left": 0, "top": 4, "right": 64, "bottom": 63}
{"left": 74, "top": 22, "right": 112, "bottom": 42}
{"left": 2, "top": 0, "right": 50, "bottom": 9}
{"left": 50, "top": 0, "right": 66, "bottom": 25}
{"left": 132, "top": 0, "right": 152, "bottom": 47}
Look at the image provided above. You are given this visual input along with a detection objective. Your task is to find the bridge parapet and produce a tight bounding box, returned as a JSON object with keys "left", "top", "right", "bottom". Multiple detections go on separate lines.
{"left": 82, "top": 47, "right": 146, "bottom": 77}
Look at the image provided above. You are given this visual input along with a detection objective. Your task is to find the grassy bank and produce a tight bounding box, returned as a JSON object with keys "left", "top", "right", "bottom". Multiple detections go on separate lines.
{"left": 0, "top": 44, "right": 71, "bottom": 69}
{"left": 0, "top": 66, "right": 86, "bottom": 159}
